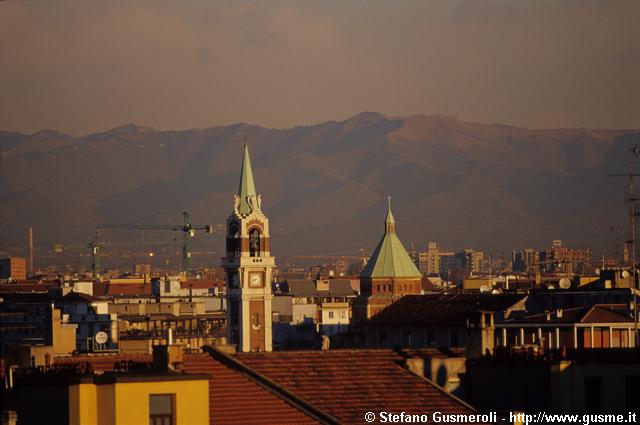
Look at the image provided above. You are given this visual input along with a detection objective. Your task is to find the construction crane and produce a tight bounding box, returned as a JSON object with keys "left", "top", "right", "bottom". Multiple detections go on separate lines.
{"left": 96, "top": 211, "right": 213, "bottom": 275}
{"left": 89, "top": 232, "right": 101, "bottom": 279}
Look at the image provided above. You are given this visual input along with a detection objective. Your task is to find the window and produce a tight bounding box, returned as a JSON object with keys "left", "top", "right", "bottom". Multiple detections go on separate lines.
{"left": 328, "top": 311, "right": 334, "bottom": 319}
{"left": 229, "top": 224, "right": 239, "bottom": 238}
{"left": 612, "top": 329, "right": 629, "bottom": 348}
{"left": 249, "top": 228, "right": 261, "bottom": 257}
{"left": 149, "top": 394, "right": 174, "bottom": 425}
{"left": 592, "top": 327, "right": 610, "bottom": 348}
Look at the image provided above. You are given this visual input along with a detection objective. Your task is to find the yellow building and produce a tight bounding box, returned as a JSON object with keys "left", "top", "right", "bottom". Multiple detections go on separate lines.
{"left": 7, "top": 345, "right": 210, "bottom": 425}
{"left": 462, "top": 277, "right": 491, "bottom": 291}
{"left": 69, "top": 374, "right": 209, "bottom": 425}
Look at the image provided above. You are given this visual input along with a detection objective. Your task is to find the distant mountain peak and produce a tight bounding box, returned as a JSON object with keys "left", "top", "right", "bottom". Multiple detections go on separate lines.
{"left": 93, "top": 123, "right": 155, "bottom": 138}
{"left": 30, "top": 129, "right": 71, "bottom": 139}
{"left": 341, "top": 111, "right": 388, "bottom": 128}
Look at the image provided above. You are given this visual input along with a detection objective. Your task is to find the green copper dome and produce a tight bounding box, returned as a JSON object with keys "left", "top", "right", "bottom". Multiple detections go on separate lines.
{"left": 360, "top": 197, "right": 422, "bottom": 279}
{"left": 238, "top": 144, "right": 257, "bottom": 215}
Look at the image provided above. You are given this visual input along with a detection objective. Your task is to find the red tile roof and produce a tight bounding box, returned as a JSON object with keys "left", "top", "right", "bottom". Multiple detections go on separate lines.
{"left": 54, "top": 352, "right": 320, "bottom": 425}
{"left": 181, "top": 279, "right": 224, "bottom": 290}
{"left": 59, "top": 292, "right": 103, "bottom": 303}
{"left": 235, "top": 349, "right": 478, "bottom": 425}
{"left": 55, "top": 353, "right": 153, "bottom": 370}
{"left": 0, "top": 282, "right": 57, "bottom": 293}
{"left": 581, "top": 305, "right": 631, "bottom": 323}
{"left": 184, "top": 352, "right": 320, "bottom": 425}
{"left": 421, "top": 276, "right": 438, "bottom": 291}
{"left": 93, "top": 282, "right": 153, "bottom": 296}
{"left": 368, "top": 294, "right": 526, "bottom": 327}
{"left": 506, "top": 305, "right": 631, "bottom": 325}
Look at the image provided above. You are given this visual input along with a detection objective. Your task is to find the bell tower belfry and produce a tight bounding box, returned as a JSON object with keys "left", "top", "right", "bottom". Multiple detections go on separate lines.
{"left": 222, "top": 144, "right": 275, "bottom": 352}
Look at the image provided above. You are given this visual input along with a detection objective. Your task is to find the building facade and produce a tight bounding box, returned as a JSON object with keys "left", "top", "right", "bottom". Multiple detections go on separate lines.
{"left": 0, "top": 257, "right": 27, "bottom": 282}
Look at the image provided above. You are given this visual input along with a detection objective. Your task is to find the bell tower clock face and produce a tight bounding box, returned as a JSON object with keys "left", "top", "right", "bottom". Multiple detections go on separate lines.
{"left": 249, "top": 272, "right": 264, "bottom": 288}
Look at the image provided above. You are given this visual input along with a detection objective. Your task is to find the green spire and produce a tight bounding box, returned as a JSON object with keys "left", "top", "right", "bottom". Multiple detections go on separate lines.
{"left": 238, "top": 144, "right": 257, "bottom": 215}
{"left": 360, "top": 197, "right": 421, "bottom": 279}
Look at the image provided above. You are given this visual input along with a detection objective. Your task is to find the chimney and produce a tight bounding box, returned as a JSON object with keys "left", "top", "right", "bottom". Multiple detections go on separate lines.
{"left": 556, "top": 309, "right": 563, "bottom": 319}
{"left": 152, "top": 344, "right": 184, "bottom": 372}
{"left": 466, "top": 311, "right": 495, "bottom": 359}
{"left": 321, "top": 335, "right": 330, "bottom": 350}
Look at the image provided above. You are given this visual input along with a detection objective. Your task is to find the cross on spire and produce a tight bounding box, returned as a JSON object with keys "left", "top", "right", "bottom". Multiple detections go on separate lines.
{"left": 385, "top": 195, "right": 395, "bottom": 233}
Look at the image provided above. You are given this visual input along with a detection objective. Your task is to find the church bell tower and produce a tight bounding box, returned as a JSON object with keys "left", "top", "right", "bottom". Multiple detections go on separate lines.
{"left": 222, "top": 144, "right": 275, "bottom": 352}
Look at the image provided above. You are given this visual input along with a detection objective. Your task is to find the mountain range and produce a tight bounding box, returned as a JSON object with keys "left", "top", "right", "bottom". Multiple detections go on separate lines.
{"left": 1, "top": 112, "right": 639, "bottom": 266}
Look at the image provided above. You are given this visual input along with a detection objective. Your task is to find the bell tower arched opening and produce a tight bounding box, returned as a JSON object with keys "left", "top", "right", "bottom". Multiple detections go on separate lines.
{"left": 249, "top": 228, "right": 261, "bottom": 257}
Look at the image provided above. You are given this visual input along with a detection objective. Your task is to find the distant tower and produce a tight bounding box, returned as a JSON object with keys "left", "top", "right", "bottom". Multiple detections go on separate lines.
{"left": 354, "top": 197, "right": 422, "bottom": 321}
{"left": 624, "top": 243, "right": 630, "bottom": 266}
{"left": 27, "top": 226, "right": 34, "bottom": 276}
{"left": 222, "top": 144, "right": 275, "bottom": 352}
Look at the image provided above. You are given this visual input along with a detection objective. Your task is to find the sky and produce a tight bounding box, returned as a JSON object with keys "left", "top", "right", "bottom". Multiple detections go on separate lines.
{"left": 1, "top": 0, "right": 639, "bottom": 136}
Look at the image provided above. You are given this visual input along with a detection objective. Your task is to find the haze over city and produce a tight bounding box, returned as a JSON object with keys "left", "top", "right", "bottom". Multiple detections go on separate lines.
{"left": 2, "top": 1, "right": 640, "bottom": 266}
{"left": 1, "top": 0, "right": 639, "bottom": 135}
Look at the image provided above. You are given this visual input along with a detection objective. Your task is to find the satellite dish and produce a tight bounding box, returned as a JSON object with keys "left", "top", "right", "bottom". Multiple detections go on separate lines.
{"left": 479, "top": 285, "right": 490, "bottom": 293}
{"left": 559, "top": 278, "right": 571, "bottom": 289}
{"left": 622, "top": 270, "right": 630, "bottom": 279}
{"left": 595, "top": 268, "right": 600, "bottom": 276}
{"left": 94, "top": 331, "right": 108, "bottom": 345}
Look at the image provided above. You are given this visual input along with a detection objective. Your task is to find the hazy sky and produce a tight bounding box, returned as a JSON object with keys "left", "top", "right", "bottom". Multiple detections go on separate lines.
{"left": 1, "top": 0, "right": 639, "bottom": 135}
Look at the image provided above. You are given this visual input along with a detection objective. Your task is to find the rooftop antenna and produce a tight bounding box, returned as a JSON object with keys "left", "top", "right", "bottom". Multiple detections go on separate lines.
{"left": 628, "top": 145, "right": 640, "bottom": 269}
{"left": 0, "top": 149, "right": 5, "bottom": 255}
{"left": 606, "top": 144, "right": 640, "bottom": 268}
{"left": 606, "top": 144, "right": 640, "bottom": 345}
